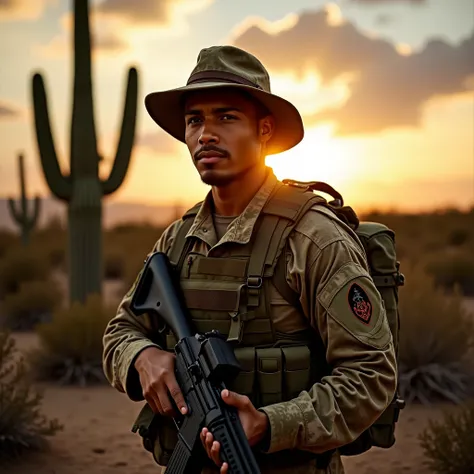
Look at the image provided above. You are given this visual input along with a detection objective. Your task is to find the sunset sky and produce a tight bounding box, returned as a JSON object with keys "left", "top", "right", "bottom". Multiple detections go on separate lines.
{"left": 0, "top": 0, "right": 473, "bottom": 214}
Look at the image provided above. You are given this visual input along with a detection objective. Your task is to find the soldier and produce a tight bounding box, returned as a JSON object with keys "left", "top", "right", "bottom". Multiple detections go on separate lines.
{"left": 102, "top": 45, "right": 397, "bottom": 473}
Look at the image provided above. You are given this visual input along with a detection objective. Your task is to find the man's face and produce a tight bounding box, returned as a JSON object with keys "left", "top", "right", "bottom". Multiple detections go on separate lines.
{"left": 184, "top": 89, "right": 273, "bottom": 187}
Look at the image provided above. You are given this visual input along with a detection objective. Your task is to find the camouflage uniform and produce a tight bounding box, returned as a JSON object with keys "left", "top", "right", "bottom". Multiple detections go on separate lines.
{"left": 103, "top": 169, "right": 397, "bottom": 474}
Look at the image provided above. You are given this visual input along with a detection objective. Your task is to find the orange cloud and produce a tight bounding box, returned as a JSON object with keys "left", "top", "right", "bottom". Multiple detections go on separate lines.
{"left": 233, "top": 9, "right": 474, "bottom": 135}
{"left": 0, "top": 0, "right": 56, "bottom": 21}
{"left": 36, "top": 11, "right": 128, "bottom": 59}
{"left": 0, "top": 100, "right": 23, "bottom": 120}
{"left": 97, "top": 0, "right": 214, "bottom": 29}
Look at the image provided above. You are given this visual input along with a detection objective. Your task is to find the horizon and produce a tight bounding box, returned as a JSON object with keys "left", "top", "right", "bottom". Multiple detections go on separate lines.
{"left": 0, "top": 0, "right": 473, "bottom": 218}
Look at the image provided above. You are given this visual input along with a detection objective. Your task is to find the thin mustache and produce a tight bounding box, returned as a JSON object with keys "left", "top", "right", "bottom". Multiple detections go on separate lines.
{"left": 194, "top": 145, "right": 229, "bottom": 161}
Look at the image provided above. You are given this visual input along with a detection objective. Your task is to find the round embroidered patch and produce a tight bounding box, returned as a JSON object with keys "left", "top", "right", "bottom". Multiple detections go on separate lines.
{"left": 348, "top": 283, "right": 372, "bottom": 324}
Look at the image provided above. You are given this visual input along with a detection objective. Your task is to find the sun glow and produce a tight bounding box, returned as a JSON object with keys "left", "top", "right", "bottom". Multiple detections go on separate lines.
{"left": 266, "top": 125, "right": 360, "bottom": 189}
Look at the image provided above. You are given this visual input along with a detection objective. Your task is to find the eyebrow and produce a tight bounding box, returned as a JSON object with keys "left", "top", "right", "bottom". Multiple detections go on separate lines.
{"left": 184, "top": 106, "right": 242, "bottom": 116}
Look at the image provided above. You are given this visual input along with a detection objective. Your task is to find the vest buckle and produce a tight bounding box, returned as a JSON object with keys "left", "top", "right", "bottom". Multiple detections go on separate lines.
{"left": 247, "top": 276, "right": 263, "bottom": 289}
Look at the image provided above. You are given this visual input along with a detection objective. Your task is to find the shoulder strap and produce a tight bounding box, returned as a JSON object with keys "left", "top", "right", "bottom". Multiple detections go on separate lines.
{"left": 260, "top": 183, "right": 331, "bottom": 274}
{"left": 268, "top": 181, "right": 352, "bottom": 308}
{"left": 168, "top": 201, "right": 202, "bottom": 271}
{"left": 245, "top": 183, "right": 329, "bottom": 308}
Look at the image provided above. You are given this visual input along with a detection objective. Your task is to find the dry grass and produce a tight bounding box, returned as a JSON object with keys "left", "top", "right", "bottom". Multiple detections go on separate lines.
{"left": 419, "top": 399, "right": 474, "bottom": 473}
{"left": 398, "top": 263, "right": 474, "bottom": 404}
{"left": 29, "top": 295, "right": 116, "bottom": 386}
{"left": 0, "top": 331, "right": 61, "bottom": 461}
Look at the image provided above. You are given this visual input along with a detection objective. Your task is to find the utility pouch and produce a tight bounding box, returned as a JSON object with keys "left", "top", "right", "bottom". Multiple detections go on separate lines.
{"left": 282, "top": 346, "right": 311, "bottom": 400}
{"left": 131, "top": 403, "right": 177, "bottom": 466}
{"left": 229, "top": 347, "right": 256, "bottom": 402}
{"left": 256, "top": 348, "right": 282, "bottom": 406}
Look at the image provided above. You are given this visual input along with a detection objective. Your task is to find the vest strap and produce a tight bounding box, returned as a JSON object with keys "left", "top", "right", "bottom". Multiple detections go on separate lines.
{"left": 168, "top": 202, "right": 201, "bottom": 267}
{"left": 246, "top": 214, "right": 280, "bottom": 307}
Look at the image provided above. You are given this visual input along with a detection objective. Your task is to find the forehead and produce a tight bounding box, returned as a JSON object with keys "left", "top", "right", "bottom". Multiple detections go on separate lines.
{"left": 183, "top": 88, "right": 255, "bottom": 112}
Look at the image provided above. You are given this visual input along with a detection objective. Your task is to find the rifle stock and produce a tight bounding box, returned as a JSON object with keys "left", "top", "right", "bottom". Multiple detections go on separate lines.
{"left": 130, "top": 252, "right": 261, "bottom": 474}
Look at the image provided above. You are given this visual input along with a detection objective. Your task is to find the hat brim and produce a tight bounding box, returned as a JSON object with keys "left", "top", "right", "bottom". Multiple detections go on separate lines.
{"left": 144, "top": 82, "right": 304, "bottom": 155}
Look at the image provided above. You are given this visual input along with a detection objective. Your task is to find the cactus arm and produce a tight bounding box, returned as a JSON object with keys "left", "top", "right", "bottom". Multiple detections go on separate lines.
{"left": 26, "top": 196, "right": 41, "bottom": 230}
{"left": 7, "top": 198, "right": 23, "bottom": 225}
{"left": 18, "top": 153, "right": 27, "bottom": 214}
{"left": 102, "top": 67, "right": 138, "bottom": 196}
{"left": 32, "top": 73, "right": 72, "bottom": 201}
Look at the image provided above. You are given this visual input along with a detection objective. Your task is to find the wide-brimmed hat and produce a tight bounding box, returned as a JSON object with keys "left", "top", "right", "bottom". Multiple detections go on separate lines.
{"left": 144, "top": 45, "right": 304, "bottom": 155}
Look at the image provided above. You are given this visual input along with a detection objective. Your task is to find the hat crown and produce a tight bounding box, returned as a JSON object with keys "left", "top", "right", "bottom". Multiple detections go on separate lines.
{"left": 188, "top": 45, "right": 271, "bottom": 93}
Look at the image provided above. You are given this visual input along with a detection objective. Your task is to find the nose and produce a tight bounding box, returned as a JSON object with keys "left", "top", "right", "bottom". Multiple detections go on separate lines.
{"left": 198, "top": 123, "right": 219, "bottom": 145}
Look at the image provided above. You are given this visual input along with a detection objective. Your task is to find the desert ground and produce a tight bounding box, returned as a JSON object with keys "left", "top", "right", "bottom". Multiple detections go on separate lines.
{"left": 3, "top": 281, "right": 473, "bottom": 474}
{"left": 7, "top": 322, "right": 474, "bottom": 473}
{"left": 2, "top": 356, "right": 450, "bottom": 474}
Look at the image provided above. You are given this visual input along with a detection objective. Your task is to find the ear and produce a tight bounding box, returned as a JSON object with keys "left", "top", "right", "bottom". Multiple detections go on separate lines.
{"left": 259, "top": 115, "right": 275, "bottom": 145}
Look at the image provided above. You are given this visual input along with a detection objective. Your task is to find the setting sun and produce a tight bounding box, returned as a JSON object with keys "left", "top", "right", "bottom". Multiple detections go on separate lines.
{"left": 266, "top": 125, "right": 359, "bottom": 188}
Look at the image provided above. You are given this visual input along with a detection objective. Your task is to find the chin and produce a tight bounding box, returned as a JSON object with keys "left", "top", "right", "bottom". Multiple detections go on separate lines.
{"left": 199, "top": 171, "right": 234, "bottom": 186}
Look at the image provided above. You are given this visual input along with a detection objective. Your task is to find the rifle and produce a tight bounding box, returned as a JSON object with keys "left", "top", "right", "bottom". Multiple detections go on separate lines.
{"left": 130, "top": 251, "right": 261, "bottom": 474}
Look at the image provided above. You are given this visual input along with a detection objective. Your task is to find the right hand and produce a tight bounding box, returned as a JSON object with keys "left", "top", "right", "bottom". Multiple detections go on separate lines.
{"left": 134, "top": 347, "right": 188, "bottom": 417}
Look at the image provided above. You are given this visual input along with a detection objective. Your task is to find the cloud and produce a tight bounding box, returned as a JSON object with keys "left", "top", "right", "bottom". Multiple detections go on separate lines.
{"left": 348, "top": 0, "right": 425, "bottom": 3}
{"left": 137, "top": 130, "right": 184, "bottom": 156}
{"left": 37, "top": 0, "right": 215, "bottom": 58}
{"left": 375, "top": 13, "right": 394, "bottom": 25}
{"left": 0, "top": 0, "right": 55, "bottom": 21}
{"left": 233, "top": 9, "right": 474, "bottom": 135}
{"left": 0, "top": 101, "right": 22, "bottom": 120}
{"left": 311, "top": 33, "right": 474, "bottom": 134}
{"left": 37, "top": 11, "right": 128, "bottom": 59}
{"left": 96, "top": 0, "right": 214, "bottom": 27}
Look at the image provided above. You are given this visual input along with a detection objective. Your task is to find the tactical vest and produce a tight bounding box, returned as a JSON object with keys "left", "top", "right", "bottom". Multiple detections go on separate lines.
{"left": 132, "top": 179, "right": 405, "bottom": 467}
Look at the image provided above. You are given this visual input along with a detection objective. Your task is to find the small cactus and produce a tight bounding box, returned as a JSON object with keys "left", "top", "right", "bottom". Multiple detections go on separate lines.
{"left": 7, "top": 153, "right": 41, "bottom": 246}
{"left": 31, "top": 0, "right": 138, "bottom": 303}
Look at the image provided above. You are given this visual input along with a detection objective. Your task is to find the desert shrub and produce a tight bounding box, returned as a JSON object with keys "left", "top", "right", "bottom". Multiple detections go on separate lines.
{"left": 1, "top": 280, "right": 63, "bottom": 331}
{"left": 0, "top": 230, "right": 19, "bottom": 259}
{"left": 104, "top": 248, "right": 125, "bottom": 280}
{"left": 398, "top": 263, "right": 474, "bottom": 404}
{"left": 0, "top": 331, "right": 61, "bottom": 460}
{"left": 103, "top": 223, "right": 162, "bottom": 288}
{"left": 30, "top": 294, "right": 114, "bottom": 386}
{"left": 425, "top": 252, "right": 474, "bottom": 296}
{"left": 0, "top": 248, "right": 50, "bottom": 298}
{"left": 419, "top": 399, "right": 474, "bottom": 474}
{"left": 360, "top": 209, "right": 474, "bottom": 264}
{"left": 447, "top": 228, "right": 470, "bottom": 247}
{"left": 30, "top": 217, "right": 67, "bottom": 270}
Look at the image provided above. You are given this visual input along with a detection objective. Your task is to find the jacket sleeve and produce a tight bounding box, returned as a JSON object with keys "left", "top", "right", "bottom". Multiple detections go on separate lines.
{"left": 259, "top": 213, "right": 397, "bottom": 454}
{"left": 102, "top": 220, "right": 182, "bottom": 401}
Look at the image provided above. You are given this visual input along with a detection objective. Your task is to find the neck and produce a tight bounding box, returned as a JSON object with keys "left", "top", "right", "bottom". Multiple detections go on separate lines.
{"left": 211, "top": 165, "right": 268, "bottom": 216}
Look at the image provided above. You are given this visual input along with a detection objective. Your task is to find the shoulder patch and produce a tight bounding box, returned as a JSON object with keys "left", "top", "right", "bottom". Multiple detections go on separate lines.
{"left": 348, "top": 283, "right": 372, "bottom": 324}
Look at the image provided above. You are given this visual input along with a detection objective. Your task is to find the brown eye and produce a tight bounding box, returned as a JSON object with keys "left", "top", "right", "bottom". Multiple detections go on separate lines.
{"left": 187, "top": 116, "right": 201, "bottom": 125}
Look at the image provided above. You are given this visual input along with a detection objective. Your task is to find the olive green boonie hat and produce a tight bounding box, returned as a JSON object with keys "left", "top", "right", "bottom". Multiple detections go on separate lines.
{"left": 144, "top": 45, "right": 304, "bottom": 155}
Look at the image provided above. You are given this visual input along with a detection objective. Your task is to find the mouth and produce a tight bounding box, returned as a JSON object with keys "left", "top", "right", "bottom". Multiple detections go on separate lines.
{"left": 196, "top": 151, "right": 227, "bottom": 165}
{"left": 198, "top": 156, "right": 224, "bottom": 164}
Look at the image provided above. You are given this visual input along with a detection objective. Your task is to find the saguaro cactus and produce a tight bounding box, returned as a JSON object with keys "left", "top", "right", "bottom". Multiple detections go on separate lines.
{"left": 8, "top": 153, "right": 41, "bottom": 246}
{"left": 31, "top": 0, "right": 138, "bottom": 303}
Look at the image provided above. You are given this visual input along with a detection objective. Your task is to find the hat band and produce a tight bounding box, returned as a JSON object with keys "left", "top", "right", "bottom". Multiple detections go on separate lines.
{"left": 187, "top": 70, "right": 263, "bottom": 90}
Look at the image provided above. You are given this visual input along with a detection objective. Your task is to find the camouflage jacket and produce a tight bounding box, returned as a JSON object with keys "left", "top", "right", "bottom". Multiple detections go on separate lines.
{"left": 102, "top": 169, "right": 397, "bottom": 474}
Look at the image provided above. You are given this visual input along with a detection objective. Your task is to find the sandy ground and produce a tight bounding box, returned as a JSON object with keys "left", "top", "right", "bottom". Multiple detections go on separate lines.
{"left": 3, "top": 332, "right": 448, "bottom": 474}
{"left": 3, "top": 295, "right": 474, "bottom": 474}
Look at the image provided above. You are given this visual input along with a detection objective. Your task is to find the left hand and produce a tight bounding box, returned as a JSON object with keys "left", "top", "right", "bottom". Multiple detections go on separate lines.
{"left": 200, "top": 389, "right": 269, "bottom": 473}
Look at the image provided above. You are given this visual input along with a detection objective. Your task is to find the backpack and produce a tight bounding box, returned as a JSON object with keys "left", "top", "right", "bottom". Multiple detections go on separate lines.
{"left": 270, "top": 179, "right": 406, "bottom": 456}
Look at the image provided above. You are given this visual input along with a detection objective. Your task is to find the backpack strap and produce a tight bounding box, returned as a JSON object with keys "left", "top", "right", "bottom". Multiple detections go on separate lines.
{"left": 168, "top": 201, "right": 202, "bottom": 272}
{"left": 246, "top": 183, "right": 329, "bottom": 309}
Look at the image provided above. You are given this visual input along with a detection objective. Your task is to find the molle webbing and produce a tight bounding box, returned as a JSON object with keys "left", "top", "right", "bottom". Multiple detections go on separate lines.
{"left": 165, "top": 184, "right": 331, "bottom": 347}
